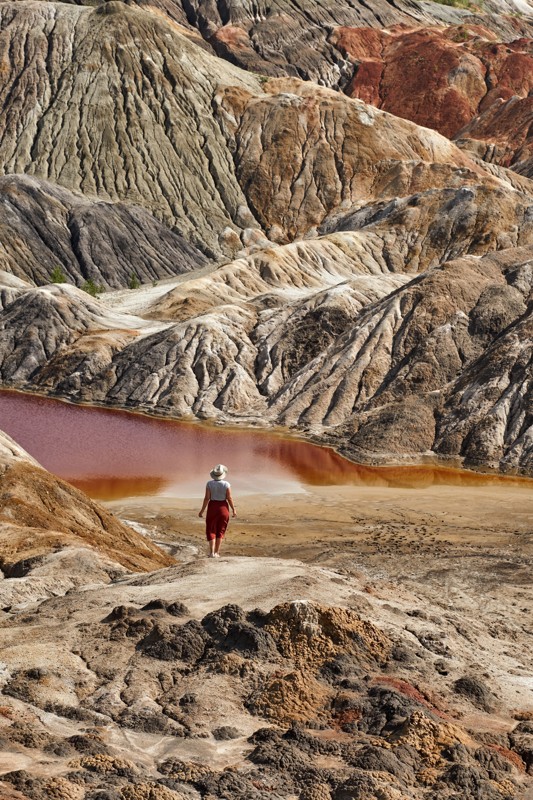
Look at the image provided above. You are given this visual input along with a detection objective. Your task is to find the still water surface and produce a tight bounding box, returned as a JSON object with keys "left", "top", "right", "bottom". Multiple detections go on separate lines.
{"left": 0, "top": 390, "right": 530, "bottom": 500}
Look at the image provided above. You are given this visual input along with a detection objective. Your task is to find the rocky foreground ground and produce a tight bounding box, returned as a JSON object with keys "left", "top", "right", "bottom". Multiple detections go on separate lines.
{"left": 0, "top": 424, "right": 532, "bottom": 800}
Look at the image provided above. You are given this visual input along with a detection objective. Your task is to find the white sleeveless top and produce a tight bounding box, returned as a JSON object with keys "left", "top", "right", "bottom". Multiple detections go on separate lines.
{"left": 207, "top": 479, "right": 230, "bottom": 501}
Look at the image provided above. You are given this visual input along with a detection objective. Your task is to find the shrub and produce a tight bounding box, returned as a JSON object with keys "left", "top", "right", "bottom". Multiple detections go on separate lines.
{"left": 432, "top": 0, "right": 478, "bottom": 7}
{"left": 128, "top": 273, "right": 141, "bottom": 289}
{"left": 81, "top": 279, "right": 104, "bottom": 297}
{"left": 49, "top": 265, "right": 67, "bottom": 283}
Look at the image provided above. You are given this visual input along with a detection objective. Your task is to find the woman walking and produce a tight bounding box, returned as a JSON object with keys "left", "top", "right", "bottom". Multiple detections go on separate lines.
{"left": 198, "top": 464, "right": 236, "bottom": 558}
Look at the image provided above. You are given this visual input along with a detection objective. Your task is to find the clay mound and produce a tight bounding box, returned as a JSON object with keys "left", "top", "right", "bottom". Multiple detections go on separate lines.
{"left": 0, "top": 174, "right": 206, "bottom": 288}
{"left": 0, "top": 430, "right": 173, "bottom": 574}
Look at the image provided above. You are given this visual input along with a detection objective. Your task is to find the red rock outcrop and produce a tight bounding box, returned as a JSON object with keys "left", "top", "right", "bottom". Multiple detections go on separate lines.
{"left": 335, "top": 24, "right": 533, "bottom": 140}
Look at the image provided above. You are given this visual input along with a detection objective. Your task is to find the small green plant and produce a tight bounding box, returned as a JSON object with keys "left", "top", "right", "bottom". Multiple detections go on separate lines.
{"left": 432, "top": 0, "right": 477, "bottom": 7}
{"left": 49, "top": 265, "right": 67, "bottom": 283}
{"left": 253, "top": 72, "right": 269, "bottom": 85}
{"left": 128, "top": 272, "right": 141, "bottom": 289}
{"left": 81, "top": 278, "right": 104, "bottom": 297}
{"left": 453, "top": 28, "right": 470, "bottom": 42}
{"left": 152, "top": 279, "right": 159, "bottom": 287}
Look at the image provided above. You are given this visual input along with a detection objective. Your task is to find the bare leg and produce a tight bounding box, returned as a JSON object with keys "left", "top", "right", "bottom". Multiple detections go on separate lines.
{"left": 208, "top": 539, "right": 216, "bottom": 557}
{"left": 214, "top": 537, "right": 222, "bottom": 556}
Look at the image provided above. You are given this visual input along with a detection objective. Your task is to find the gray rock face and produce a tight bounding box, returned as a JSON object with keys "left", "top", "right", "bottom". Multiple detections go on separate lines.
{"left": 0, "top": 175, "right": 206, "bottom": 288}
{"left": 0, "top": 1, "right": 262, "bottom": 257}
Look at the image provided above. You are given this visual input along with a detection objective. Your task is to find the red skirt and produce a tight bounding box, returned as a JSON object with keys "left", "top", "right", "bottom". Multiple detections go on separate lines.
{"left": 205, "top": 500, "right": 229, "bottom": 540}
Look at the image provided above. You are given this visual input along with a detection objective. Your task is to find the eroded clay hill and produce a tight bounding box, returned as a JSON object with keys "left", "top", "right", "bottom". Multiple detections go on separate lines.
{"left": 0, "top": 236, "right": 531, "bottom": 474}
{"left": 0, "top": 430, "right": 173, "bottom": 581}
{"left": 0, "top": 0, "right": 530, "bottom": 262}
{"left": 0, "top": 175, "right": 206, "bottom": 288}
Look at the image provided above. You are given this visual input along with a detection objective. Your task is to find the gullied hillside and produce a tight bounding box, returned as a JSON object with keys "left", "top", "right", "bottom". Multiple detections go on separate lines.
{"left": 0, "top": 175, "right": 206, "bottom": 287}
{"left": 0, "top": 237, "right": 531, "bottom": 473}
{"left": 0, "top": 0, "right": 262, "bottom": 258}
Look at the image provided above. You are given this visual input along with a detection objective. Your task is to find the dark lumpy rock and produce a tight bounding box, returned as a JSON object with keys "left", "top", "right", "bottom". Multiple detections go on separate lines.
{"left": 442, "top": 743, "right": 475, "bottom": 765}
{"left": 102, "top": 607, "right": 156, "bottom": 641}
{"left": 358, "top": 688, "right": 420, "bottom": 736}
{"left": 67, "top": 733, "right": 110, "bottom": 755}
{"left": 65, "top": 770, "right": 101, "bottom": 786}
{"left": 283, "top": 725, "right": 342, "bottom": 758}
{"left": 345, "top": 744, "right": 415, "bottom": 783}
{"left": 438, "top": 763, "right": 502, "bottom": 798}
{"left": 515, "top": 721, "right": 533, "bottom": 734}
{"left": 102, "top": 604, "right": 138, "bottom": 622}
{"left": 247, "top": 726, "right": 339, "bottom": 784}
{"left": 453, "top": 676, "right": 495, "bottom": 712}
{"left": 509, "top": 727, "right": 533, "bottom": 772}
{"left": 195, "top": 770, "right": 264, "bottom": 799}
{"left": 118, "top": 707, "right": 181, "bottom": 735}
{"left": 3, "top": 554, "right": 45, "bottom": 577}
{"left": 329, "top": 692, "right": 363, "bottom": 734}
{"left": 43, "top": 739, "right": 75, "bottom": 757}
{"left": 141, "top": 599, "right": 189, "bottom": 616}
{"left": 202, "top": 604, "right": 246, "bottom": 637}
{"left": 43, "top": 702, "right": 102, "bottom": 723}
{"left": 333, "top": 769, "right": 397, "bottom": 800}
{"left": 474, "top": 748, "right": 513, "bottom": 779}
{"left": 212, "top": 725, "right": 241, "bottom": 740}
{"left": 140, "top": 620, "right": 209, "bottom": 662}
{"left": 85, "top": 791, "right": 122, "bottom": 800}
{"left": 179, "top": 692, "right": 197, "bottom": 706}
{"left": 248, "top": 728, "right": 311, "bottom": 772}
{"left": 321, "top": 654, "right": 366, "bottom": 686}
{"left": 390, "top": 644, "right": 414, "bottom": 664}
{"left": 202, "top": 604, "right": 278, "bottom": 660}
{"left": 167, "top": 601, "right": 190, "bottom": 617}
{"left": 3, "top": 672, "right": 36, "bottom": 703}
{"left": 221, "top": 621, "right": 279, "bottom": 659}
{"left": 3, "top": 770, "right": 38, "bottom": 794}
{"left": 7, "top": 722, "right": 58, "bottom": 750}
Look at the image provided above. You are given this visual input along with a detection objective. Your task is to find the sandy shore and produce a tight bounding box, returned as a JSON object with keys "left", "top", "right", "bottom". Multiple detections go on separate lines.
{"left": 108, "top": 480, "right": 533, "bottom": 563}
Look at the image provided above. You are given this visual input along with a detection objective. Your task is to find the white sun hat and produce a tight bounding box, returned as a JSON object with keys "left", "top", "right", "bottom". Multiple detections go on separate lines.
{"left": 210, "top": 464, "right": 228, "bottom": 480}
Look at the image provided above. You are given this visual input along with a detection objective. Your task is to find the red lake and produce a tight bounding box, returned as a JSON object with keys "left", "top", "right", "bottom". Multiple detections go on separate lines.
{"left": 0, "top": 390, "right": 530, "bottom": 500}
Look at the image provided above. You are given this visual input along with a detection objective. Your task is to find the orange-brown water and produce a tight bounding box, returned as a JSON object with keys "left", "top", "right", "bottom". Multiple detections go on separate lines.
{"left": 0, "top": 390, "right": 530, "bottom": 500}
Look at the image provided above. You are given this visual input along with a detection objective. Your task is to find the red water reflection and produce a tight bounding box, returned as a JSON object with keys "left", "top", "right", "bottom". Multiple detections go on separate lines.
{"left": 0, "top": 390, "right": 530, "bottom": 500}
